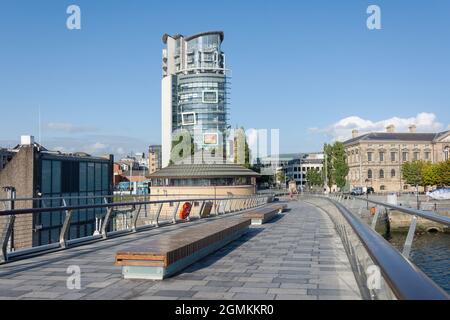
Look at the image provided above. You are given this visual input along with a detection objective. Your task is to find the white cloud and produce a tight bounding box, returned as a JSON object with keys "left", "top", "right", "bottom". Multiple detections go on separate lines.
{"left": 44, "top": 122, "right": 97, "bottom": 133}
{"left": 34, "top": 135, "right": 152, "bottom": 159}
{"left": 311, "top": 112, "right": 444, "bottom": 142}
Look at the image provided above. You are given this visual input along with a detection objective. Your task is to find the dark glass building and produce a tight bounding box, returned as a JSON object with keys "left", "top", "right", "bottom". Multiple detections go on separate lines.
{"left": 0, "top": 136, "right": 113, "bottom": 249}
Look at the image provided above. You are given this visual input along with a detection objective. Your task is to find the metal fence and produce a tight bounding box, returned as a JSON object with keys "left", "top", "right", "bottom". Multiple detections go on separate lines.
{"left": 302, "top": 193, "right": 449, "bottom": 300}
{"left": 0, "top": 193, "right": 274, "bottom": 264}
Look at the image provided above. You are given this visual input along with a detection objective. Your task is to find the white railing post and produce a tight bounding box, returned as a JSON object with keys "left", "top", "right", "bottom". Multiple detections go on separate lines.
{"left": 59, "top": 199, "right": 73, "bottom": 248}
{"left": 0, "top": 187, "right": 16, "bottom": 264}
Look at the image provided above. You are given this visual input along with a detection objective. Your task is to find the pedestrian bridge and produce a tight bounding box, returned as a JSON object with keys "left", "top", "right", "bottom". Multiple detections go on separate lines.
{"left": 0, "top": 194, "right": 448, "bottom": 300}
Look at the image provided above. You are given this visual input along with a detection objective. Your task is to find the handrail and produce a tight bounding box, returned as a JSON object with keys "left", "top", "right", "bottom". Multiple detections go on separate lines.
{"left": 354, "top": 196, "right": 450, "bottom": 226}
{"left": 0, "top": 193, "right": 274, "bottom": 263}
{"left": 0, "top": 193, "right": 264, "bottom": 202}
{"left": 0, "top": 194, "right": 270, "bottom": 216}
{"left": 322, "top": 196, "right": 449, "bottom": 300}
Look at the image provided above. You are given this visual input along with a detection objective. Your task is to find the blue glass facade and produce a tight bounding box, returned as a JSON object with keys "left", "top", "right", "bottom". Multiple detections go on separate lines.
{"left": 162, "top": 31, "right": 230, "bottom": 165}
{"left": 35, "top": 154, "right": 112, "bottom": 246}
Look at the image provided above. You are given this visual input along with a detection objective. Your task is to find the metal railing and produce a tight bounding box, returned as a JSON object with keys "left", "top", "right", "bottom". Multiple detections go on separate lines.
{"left": 302, "top": 193, "right": 449, "bottom": 300}
{"left": 0, "top": 193, "right": 273, "bottom": 264}
{"left": 330, "top": 193, "right": 449, "bottom": 257}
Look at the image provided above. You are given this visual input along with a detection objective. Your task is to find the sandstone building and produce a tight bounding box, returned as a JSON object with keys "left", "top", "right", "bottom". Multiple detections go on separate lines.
{"left": 343, "top": 125, "right": 450, "bottom": 192}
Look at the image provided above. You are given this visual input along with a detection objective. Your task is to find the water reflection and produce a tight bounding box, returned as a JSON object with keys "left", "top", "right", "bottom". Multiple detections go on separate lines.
{"left": 389, "top": 232, "right": 450, "bottom": 293}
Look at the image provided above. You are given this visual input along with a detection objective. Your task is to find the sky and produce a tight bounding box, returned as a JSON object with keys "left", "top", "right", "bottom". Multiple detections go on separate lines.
{"left": 1, "top": 0, "right": 450, "bottom": 158}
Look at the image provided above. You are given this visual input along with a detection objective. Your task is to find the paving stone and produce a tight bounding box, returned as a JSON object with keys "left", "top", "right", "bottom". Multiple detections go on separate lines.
{"left": 232, "top": 293, "right": 275, "bottom": 300}
{"left": 153, "top": 290, "right": 197, "bottom": 298}
{"left": 207, "top": 280, "right": 245, "bottom": 287}
{"left": 275, "top": 294, "right": 318, "bottom": 300}
{"left": 0, "top": 201, "right": 362, "bottom": 300}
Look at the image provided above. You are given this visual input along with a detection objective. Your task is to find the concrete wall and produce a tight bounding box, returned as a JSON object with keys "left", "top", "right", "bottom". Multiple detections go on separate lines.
{"left": 0, "top": 146, "right": 35, "bottom": 250}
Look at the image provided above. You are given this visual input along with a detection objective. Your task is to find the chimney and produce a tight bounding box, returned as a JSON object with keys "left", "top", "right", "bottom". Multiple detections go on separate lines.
{"left": 20, "top": 135, "right": 35, "bottom": 146}
{"left": 352, "top": 129, "right": 359, "bottom": 138}
{"left": 386, "top": 125, "right": 395, "bottom": 133}
{"left": 408, "top": 124, "right": 417, "bottom": 133}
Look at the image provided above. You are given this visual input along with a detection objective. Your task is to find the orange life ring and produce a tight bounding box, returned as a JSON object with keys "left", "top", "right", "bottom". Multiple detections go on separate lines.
{"left": 179, "top": 202, "right": 192, "bottom": 220}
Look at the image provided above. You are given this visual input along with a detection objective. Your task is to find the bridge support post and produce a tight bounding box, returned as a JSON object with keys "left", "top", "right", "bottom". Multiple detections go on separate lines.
{"left": 357, "top": 203, "right": 364, "bottom": 217}
{"left": 0, "top": 187, "right": 15, "bottom": 264}
{"left": 172, "top": 201, "right": 180, "bottom": 223}
{"left": 101, "top": 207, "right": 114, "bottom": 238}
{"left": 59, "top": 199, "right": 73, "bottom": 248}
{"left": 222, "top": 200, "right": 229, "bottom": 214}
{"left": 198, "top": 201, "right": 205, "bottom": 219}
{"left": 223, "top": 200, "right": 229, "bottom": 214}
{"left": 155, "top": 203, "right": 164, "bottom": 227}
{"left": 130, "top": 205, "right": 142, "bottom": 233}
{"left": 371, "top": 206, "right": 380, "bottom": 230}
{"left": 402, "top": 215, "right": 417, "bottom": 259}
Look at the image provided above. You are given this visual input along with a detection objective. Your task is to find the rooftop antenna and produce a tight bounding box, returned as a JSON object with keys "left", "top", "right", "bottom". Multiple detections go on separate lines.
{"left": 38, "top": 106, "right": 42, "bottom": 145}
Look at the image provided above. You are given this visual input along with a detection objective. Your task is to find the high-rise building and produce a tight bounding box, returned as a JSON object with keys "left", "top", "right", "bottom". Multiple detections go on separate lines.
{"left": 161, "top": 31, "right": 229, "bottom": 167}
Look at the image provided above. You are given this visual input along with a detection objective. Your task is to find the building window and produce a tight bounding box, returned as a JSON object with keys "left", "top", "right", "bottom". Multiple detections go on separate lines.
{"left": 413, "top": 152, "right": 419, "bottom": 161}
{"left": 444, "top": 147, "right": 449, "bottom": 161}
{"left": 403, "top": 185, "right": 409, "bottom": 190}
{"left": 380, "top": 185, "right": 386, "bottom": 191}
{"left": 202, "top": 90, "right": 218, "bottom": 103}
{"left": 391, "top": 169, "right": 396, "bottom": 178}
{"left": 424, "top": 152, "right": 430, "bottom": 160}
{"left": 402, "top": 152, "right": 408, "bottom": 162}
{"left": 390, "top": 152, "right": 396, "bottom": 162}
{"left": 368, "top": 169, "right": 373, "bottom": 179}
{"left": 379, "top": 152, "right": 384, "bottom": 162}
{"left": 379, "top": 169, "right": 384, "bottom": 179}
{"left": 367, "top": 152, "right": 373, "bottom": 162}
{"left": 181, "top": 112, "right": 196, "bottom": 125}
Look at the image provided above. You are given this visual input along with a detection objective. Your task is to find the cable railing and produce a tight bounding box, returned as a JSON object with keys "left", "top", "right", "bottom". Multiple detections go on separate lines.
{"left": 301, "top": 193, "right": 449, "bottom": 300}
{"left": 0, "top": 193, "right": 274, "bottom": 264}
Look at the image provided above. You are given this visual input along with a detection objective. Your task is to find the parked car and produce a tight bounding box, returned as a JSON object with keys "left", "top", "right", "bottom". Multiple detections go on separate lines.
{"left": 351, "top": 187, "right": 364, "bottom": 196}
{"left": 366, "top": 187, "right": 375, "bottom": 194}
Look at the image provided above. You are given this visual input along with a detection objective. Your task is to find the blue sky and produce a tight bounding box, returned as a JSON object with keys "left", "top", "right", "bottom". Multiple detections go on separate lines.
{"left": 1, "top": 0, "right": 449, "bottom": 157}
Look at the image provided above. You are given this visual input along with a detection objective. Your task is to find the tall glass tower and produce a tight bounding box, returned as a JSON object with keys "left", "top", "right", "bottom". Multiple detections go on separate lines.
{"left": 161, "top": 31, "right": 229, "bottom": 167}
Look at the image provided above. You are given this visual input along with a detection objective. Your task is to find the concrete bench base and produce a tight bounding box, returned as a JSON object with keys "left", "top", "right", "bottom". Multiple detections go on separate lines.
{"left": 121, "top": 228, "right": 247, "bottom": 280}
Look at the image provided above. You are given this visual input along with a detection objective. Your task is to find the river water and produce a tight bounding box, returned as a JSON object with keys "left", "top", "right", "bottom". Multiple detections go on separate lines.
{"left": 389, "top": 232, "right": 450, "bottom": 294}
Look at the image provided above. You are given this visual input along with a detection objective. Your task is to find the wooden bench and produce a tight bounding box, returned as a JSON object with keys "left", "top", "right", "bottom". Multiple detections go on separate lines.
{"left": 115, "top": 217, "right": 251, "bottom": 280}
{"left": 243, "top": 203, "right": 287, "bottom": 225}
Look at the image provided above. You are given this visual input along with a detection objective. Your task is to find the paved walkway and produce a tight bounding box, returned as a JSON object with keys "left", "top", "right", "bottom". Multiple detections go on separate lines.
{"left": 0, "top": 201, "right": 362, "bottom": 300}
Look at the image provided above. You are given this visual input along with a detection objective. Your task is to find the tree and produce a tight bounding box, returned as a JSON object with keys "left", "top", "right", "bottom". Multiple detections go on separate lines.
{"left": 323, "top": 142, "right": 349, "bottom": 190}
{"left": 333, "top": 142, "right": 349, "bottom": 189}
{"left": 234, "top": 127, "right": 251, "bottom": 168}
{"left": 306, "top": 169, "right": 324, "bottom": 188}
{"left": 422, "top": 162, "right": 439, "bottom": 188}
{"left": 402, "top": 161, "right": 425, "bottom": 188}
{"left": 437, "top": 160, "right": 450, "bottom": 186}
{"left": 324, "top": 143, "right": 334, "bottom": 190}
{"left": 276, "top": 171, "right": 285, "bottom": 186}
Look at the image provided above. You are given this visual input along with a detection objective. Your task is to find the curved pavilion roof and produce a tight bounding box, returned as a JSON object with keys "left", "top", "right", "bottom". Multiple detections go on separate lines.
{"left": 149, "top": 164, "right": 259, "bottom": 179}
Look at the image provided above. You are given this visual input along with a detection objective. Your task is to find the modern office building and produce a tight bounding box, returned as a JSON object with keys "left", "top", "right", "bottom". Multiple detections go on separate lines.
{"left": 161, "top": 31, "right": 229, "bottom": 167}
{"left": 284, "top": 153, "right": 324, "bottom": 188}
{"left": 0, "top": 136, "right": 113, "bottom": 249}
{"left": 343, "top": 125, "right": 450, "bottom": 192}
